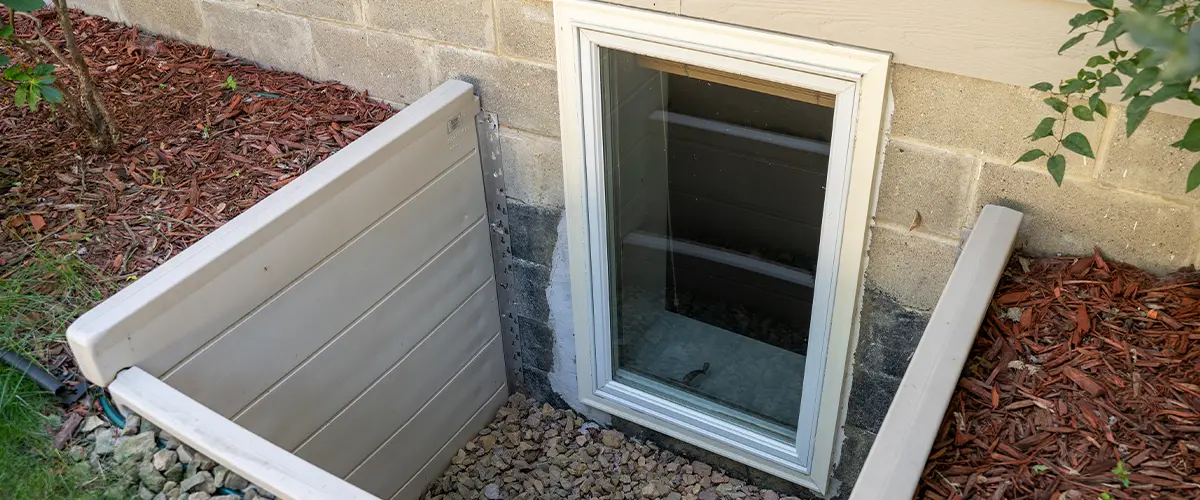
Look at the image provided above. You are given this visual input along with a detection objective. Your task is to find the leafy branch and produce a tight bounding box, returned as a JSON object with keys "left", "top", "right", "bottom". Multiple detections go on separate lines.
{"left": 1019, "top": 0, "right": 1200, "bottom": 193}
{"left": 1, "top": 0, "right": 119, "bottom": 151}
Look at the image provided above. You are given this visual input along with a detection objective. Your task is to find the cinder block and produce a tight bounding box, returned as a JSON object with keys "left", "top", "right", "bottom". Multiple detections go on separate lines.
{"left": 975, "top": 162, "right": 1196, "bottom": 275}
{"left": 200, "top": 1, "right": 315, "bottom": 76}
{"left": 864, "top": 228, "right": 958, "bottom": 310}
{"left": 875, "top": 140, "right": 975, "bottom": 237}
{"left": 891, "top": 64, "right": 1105, "bottom": 177}
{"left": 119, "top": 0, "right": 204, "bottom": 43}
{"left": 517, "top": 316, "right": 554, "bottom": 373}
{"left": 311, "top": 21, "right": 433, "bottom": 104}
{"left": 73, "top": 0, "right": 123, "bottom": 22}
{"left": 509, "top": 201, "right": 562, "bottom": 266}
{"left": 1101, "top": 107, "right": 1200, "bottom": 199}
{"left": 495, "top": 0, "right": 555, "bottom": 63}
{"left": 513, "top": 258, "right": 551, "bottom": 323}
{"left": 363, "top": 0, "right": 493, "bottom": 51}
{"left": 436, "top": 46, "right": 559, "bottom": 136}
{"left": 501, "top": 127, "right": 564, "bottom": 207}
{"left": 261, "top": 0, "right": 359, "bottom": 23}
{"left": 844, "top": 368, "right": 901, "bottom": 433}
{"left": 832, "top": 425, "right": 878, "bottom": 489}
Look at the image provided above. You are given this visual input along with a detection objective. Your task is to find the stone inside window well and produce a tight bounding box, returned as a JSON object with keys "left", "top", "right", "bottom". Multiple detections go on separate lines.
{"left": 70, "top": 411, "right": 277, "bottom": 500}
{"left": 424, "top": 393, "right": 805, "bottom": 500}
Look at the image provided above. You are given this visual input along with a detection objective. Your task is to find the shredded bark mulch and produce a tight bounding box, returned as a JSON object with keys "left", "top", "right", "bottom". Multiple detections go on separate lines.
{"left": 1, "top": 10, "right": 396, "bottom": 277}
{"left": 918, "top": 252, "right": 1200, "bottom": 499}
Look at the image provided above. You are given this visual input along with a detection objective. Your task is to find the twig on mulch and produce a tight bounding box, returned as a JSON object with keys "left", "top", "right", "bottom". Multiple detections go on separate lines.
{"left": 918, "top": 250, "right": 1200, "bottom": 500}
{"left": 1, "top": 9, "right": 395, "bottom": 279}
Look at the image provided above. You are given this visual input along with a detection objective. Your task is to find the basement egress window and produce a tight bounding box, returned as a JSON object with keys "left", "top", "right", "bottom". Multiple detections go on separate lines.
{"left": 554, "top": 1, "right": 890, "bottom": 492}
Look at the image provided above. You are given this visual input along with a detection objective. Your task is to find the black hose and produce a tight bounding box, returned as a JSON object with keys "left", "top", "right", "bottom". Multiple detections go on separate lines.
{"left": 0, "top": 350, "right": 66, "bottom": 397}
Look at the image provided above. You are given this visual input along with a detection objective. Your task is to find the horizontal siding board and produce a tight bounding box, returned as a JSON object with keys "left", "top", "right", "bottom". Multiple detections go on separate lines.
{"left": 343, "top": 337, "right": 507, "bottom": 497}
{"left": 164, "top": 153, "right": 487, "bottom": 417}
{"left": 132, "top": 84, "right": 482, "bottom": 381}
{"left": 343, "top": 335, "right": 506, "bottom": 494}
{"left": 72, "top": 82, "right": 480, "bottom": 386}
{"left": 233, "top": 221, "right": 497, "bottom": 449}
{"left": 295, "top": 293, "right": 502, "bottom": 475}
{"left": 390, "top": 384, "right": 508, "bottom": 500}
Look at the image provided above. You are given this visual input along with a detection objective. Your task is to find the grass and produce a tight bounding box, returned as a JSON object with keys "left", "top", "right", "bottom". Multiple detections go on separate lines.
{"left": 0, "top": 249, "right": 115, "bottom": 499}
{"left": 0, "top": 366, "right": 104, "bottom": 499}
{"left": 1, "top": 249, "right": 113, "bottom": 356}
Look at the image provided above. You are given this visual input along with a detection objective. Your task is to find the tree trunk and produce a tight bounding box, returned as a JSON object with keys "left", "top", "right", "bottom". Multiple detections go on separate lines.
{"left": 52, "top": 0, "right": 118, "bottom": 151}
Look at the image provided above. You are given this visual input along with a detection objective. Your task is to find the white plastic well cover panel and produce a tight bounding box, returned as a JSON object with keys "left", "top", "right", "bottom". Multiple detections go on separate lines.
{"left": 68, "top": 80, "right": 508, "bottom": 500}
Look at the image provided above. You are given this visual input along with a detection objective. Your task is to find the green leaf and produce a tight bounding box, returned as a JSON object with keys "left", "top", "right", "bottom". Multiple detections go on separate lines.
{"left": 1187, "top": 160, "right": 1200, "bottom": 192}
{"left": 1122, "top": 67, "right": 1160, "bottom": 99}
{"left": 1044, "top": 97, "right": 1069, "bottom": 112}
{"left": 32, "top": 63, "right": 53, "bottom": 77}
{"left": 1031, "top": 82, "right": 1054, "bottom": 92}
{"left": 1170, "top": 119, "right": 1200, "bottom": 152}
{"left": 1085, "top": 55, "right": 1109, "bottom": 67}
{"left": 39, "top": 84, "right": 61, "bottom": 103}
{"left": 1072, "top": 105, "right": 1095, "bottom": 121}
{"left": 27, "top": 83, "right": 40, "bottom": 112}
{"left": 1061, "top": 78, "right": 1090, "bottom": 94}
{"left": 1115, "top": 59, "right": 1138, "bottom": 77}
{"left": 1062, "top": 132, "right": 1096, "bottom": 158}
{"left": 14, "top": 84, "right": 26, "bottom": 106}
{"left": 1059, "top": 33, "right": 1088, "bottom": 53}
{"left": 1126, "top": 95, "right": 1153, "bottom": 136}
{"left": 1090, "top": 93, "right": 1108, "bottom": 117}
{"left": 2, "top": 64, "right": 21, "bottom": 80}
{"left": 1098, "top": 72, "right": 1122, "bottom": 92}
{"left": 1047, "top": 155, "right": 1067, "bottom": 186}
{"left": 1069, "top": 10, "right": 1109, "bottom": 31}
{"left": 1087, "top": 0, "right": 1114, "bottom": 8}
{"left": 0, "top": 54, "right": 8, "bottom": 67}
{"left": 1132, "top": 0, "right": 1164, "bottom": 13}
{"left": 1015, "top": 149, "right": 1047, "bottom": 164}
{"left": 1149, "top": 82, "right": 1188, "bottom": 104}
{"left": 1097, "top": 20, "right": 1126, "bottom": 46}
{"left": 1030, "top": 117, "right": 1057, "bottom": 140}
{"left": 0, "top": 23, "right": 13, "bottom": 39}
{"left": 37, "top": 75, "right": 53, "bottom": 84}
{"left": 1133, "top": 47, "right": 1159, "bottom": 68}
{"left": 0, "top": 0, "right": 46, "bottom": 12}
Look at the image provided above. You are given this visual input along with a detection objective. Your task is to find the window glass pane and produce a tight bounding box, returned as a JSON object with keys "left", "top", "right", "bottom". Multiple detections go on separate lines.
{"left": 600, "top": 47, "right": 835, "bottom": 442}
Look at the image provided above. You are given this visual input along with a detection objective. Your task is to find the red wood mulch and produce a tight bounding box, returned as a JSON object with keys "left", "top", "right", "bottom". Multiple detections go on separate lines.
{"left": 918, "top": 252, "right": 1200, "bottom": 500}
{"left": 1, "top": 10, "right": 396, "bottom": 276}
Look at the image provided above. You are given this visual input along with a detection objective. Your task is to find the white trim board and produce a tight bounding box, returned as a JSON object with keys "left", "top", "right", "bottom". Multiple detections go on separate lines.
{"left": 554, "top": 0, "right": 891, "bottom": 492}
{"left": 850, "top": 205, "right": 1022, "bottom": 500}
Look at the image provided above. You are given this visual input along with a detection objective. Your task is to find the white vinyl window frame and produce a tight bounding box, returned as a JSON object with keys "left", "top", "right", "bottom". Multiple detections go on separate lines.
{"left": 552, "top": 0, "right": 890, "bottom": 492}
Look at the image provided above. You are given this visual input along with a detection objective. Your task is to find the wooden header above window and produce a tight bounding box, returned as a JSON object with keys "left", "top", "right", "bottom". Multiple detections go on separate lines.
{"left": 635, "top": 55, "right": 836, "bottom": 108}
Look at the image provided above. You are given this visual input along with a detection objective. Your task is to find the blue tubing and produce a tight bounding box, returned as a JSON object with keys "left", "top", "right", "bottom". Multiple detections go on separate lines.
{"left": 98, "top": 393, "right": 126, "bottom": 429}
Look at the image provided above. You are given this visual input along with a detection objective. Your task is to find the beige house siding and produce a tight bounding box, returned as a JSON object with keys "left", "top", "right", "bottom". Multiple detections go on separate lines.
{"left": 73, "top": 0, "right": 1200, "bottom": 494}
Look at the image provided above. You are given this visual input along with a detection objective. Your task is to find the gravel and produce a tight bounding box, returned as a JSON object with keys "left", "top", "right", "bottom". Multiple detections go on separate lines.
{"left": 66, "top": 410, "right": 278, "bottom": 500}
{"left": 66, "top": 394, "right": 798, "bottom": 500}
{"left": 422, "top": 393, "right": 798, "bottom": 500}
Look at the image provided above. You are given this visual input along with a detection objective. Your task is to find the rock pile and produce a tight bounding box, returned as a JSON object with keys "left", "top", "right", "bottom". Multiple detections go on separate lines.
{"left": 424, "top": 393, "right": 797, "bottom": 500}
{"left": 68, "top": 412, "right": 277, "bottom": 500}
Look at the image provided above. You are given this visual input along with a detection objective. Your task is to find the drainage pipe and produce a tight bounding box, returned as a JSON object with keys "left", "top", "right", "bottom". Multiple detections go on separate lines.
{"left": 0, "top": 350, "right": 66, "bottom": 396}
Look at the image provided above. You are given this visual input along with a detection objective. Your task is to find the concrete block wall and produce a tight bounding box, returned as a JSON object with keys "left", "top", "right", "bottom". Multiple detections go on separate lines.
{"left": 76, "top": 0, "right": 1200, "bottom": 496}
